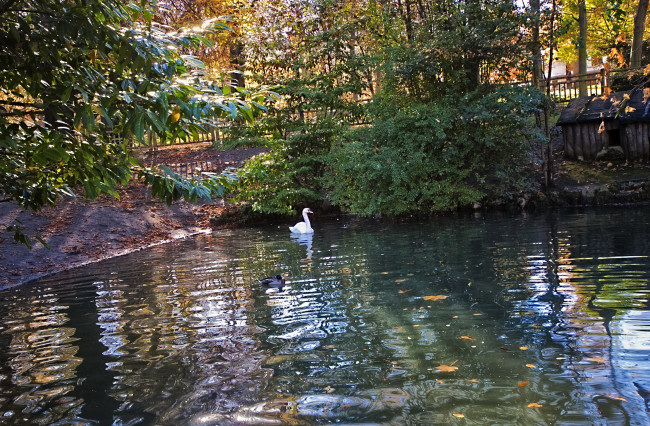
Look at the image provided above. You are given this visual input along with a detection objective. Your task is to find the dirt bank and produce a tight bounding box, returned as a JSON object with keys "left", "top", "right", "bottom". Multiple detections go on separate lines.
{"left": 0, "top": 145, "right": 267, "bottom": 290}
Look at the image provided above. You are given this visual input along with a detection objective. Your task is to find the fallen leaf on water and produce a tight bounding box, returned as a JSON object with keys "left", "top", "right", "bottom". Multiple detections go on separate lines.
{"left": 395, "top": 278, "right": 408, "bottom": 283}
{"left": 453, "top": 413, "right": 465, "bottom": 418}
{"left": 520, "top": 346, "right": 529, "bottom": 350}
{"left": 392, "top": 327, "right": 403, "bottom": 330}
{"left": 468, "top": 379, "right": 479, "bottom": 383}
{"left": 424, "top": 295, "right": 447, "bottom": 301}
{"left": 453, "top": 315, "right": 459, "bottom": 319}
{"left": 599, "top": 393, "right": 627, "bottom": 402}
{"left": 436, "top": 364, "right": 458, "bottom": 373}
{"left": 518, "top": 381, "right": 529, "bottom": 387}
{"left": 473, "top": 313, "right": 483, "bottom": 316}
{"left": 460, "top": 335, "right": 475, "bottom": 341}
{"left": 526, "top": 364, "right": 536, "bottom": 369}
{"left": 585, "top": 357, "right": 606, "bottom": 364}
{"left": 436, "top": 379, "right": 445, "bottom": 384}
{"left": 398, "top": 288, "right": 412, "bottom": 294}
{"left": 528, "top": 403, "right": 543, "bottom": 408}
{"left": 413, "top": 324, "right": 420, "bottom": 327}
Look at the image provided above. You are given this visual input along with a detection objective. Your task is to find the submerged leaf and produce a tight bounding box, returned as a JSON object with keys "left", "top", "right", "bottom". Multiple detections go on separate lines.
{"left": 517, "top": 381, "right": 529, "bottom": 387}
{"left": 398, "top": 289, "right": 412, "bottom": 294}
{"left": 528, "top": 403, "right": 543, "bottom": 408}
{"left": 525, "top": 364, "right": 536, "bottom": 369}
{"left": 435, "top": 364, "right": 458, "bottom": 373}
{"left": 460, "top": 335, "right": 475, "bottom": 341}
{"left": 424, "top": 295, "right": 447, "bottom": 301}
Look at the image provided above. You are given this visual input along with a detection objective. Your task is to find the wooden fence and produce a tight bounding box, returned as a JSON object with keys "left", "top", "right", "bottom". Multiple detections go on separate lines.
{"left": 164, "top": 161, "right": 218, "bottom": 179}
{"left": 531, "top": 67, "right": 646, "bottom": 103}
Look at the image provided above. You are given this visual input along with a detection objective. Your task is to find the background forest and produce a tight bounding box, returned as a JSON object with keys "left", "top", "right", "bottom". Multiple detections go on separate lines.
{"left": 2, "top": 0, "right": 649, "bottom": 225}
{"left": 169, "top": 0, "right": 648, "bottom": 216}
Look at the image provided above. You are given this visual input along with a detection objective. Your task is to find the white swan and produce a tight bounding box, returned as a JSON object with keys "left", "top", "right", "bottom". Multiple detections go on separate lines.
{"left": 289, "top": 207, "right": 314, "bottom": 234}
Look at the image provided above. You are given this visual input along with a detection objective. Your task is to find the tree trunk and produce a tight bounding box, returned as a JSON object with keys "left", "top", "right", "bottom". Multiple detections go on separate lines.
{"left": 530, "top": 0, "right": 543, "bottom": 90}
{"left": 578, "top": 0, "right": 588, "bottom": 96}
{"left": 630, "top": 0, "right": 649, "bottom": 68}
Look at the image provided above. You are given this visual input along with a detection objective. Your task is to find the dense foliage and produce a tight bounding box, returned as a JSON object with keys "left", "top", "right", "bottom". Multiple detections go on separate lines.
{"left": 324, "top": 87, "right": 543, "bottom": 216}
{"left": 231, "top": 0, "right": 544, "bottom": 217}
{"left": 0, "top": 0, "right": 274, "bottom": 245}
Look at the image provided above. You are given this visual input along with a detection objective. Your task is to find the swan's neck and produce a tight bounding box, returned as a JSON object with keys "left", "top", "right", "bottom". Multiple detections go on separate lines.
{"left": 303, "top": 212, "right": 311, "bottom": 229}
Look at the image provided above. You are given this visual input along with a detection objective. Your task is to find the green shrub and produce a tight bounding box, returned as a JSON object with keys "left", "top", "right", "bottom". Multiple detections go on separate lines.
{"left": 323, "top": 86, "right": 542, "bottom": 216}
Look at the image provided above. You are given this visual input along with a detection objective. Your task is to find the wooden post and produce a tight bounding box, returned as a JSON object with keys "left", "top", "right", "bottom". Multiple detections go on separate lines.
{"left": 639, "top": 123, "right": 649, "bottom": 161}
{"left": 565, "top": 126, "right": 575, "bottom": 159}
{"left": 574, "top": 125, "right": 584, "bottom": 160}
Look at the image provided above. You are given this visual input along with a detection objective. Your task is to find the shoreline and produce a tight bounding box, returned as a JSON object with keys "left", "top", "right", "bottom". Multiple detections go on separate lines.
{"left": 2, "top": 143, "right": 649, "bottom": 291}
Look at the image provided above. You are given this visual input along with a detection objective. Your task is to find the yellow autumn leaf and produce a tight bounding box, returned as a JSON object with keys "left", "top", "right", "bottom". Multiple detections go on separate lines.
{"left": 460, "top": 335, "right": 475, "bottom": 341}
{"left": 424, "top": 295, "right": 447, "bottom": 301}
{"left": 526, "top": 364, "right": 536, "bottom": 369}
{"left": 519, "top": 346, "right": 529, "bottom": 351}
{"left": 625, "top": 106, "right": 636, "bottom": 114}
{"left": 171, "top": 106, "right": 181, "bottom": 123}
{"left": 598, "top": 120, "right": 605, "bottom": 134}
{"left": 644, "top": 88, "right": 650, "bottom": 103}
{"left": 468, "top": 379, "right": 479, "bottom": 383}
{"left": 436, "top": 364, "right": 458, "bottom": 373}
{"left": 624, "top": 93, "right": 630, "bottom": 100}
{"left": 528, "top": 403, "right": 543, "bottom": 408}
{"left": 453, "top": 413, "right": 465, "bottom": 418}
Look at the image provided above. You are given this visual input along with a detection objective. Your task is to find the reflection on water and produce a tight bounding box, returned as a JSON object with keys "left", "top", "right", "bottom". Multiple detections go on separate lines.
{"left": 1, "top": 207, "right": 649, "bottom": 424}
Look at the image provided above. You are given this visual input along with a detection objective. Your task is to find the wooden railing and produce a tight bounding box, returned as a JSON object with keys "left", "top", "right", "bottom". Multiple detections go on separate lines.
{"left": 544, "top": 69, "right": 606, "bottom": 103}
{"left": 526, "top": 67, "right": 647, "bottom": 103}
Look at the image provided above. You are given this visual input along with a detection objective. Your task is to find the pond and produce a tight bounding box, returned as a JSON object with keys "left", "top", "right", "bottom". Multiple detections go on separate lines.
{"left": 1, "top": 207, "right": 649, "bottom": 425}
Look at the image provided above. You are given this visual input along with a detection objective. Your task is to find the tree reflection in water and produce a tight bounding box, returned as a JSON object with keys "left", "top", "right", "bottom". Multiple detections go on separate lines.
{"left": 0, "top": 207, "right": 649, "bottom": 424}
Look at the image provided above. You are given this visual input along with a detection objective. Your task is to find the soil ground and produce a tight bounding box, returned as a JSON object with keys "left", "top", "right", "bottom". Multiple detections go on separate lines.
{"left": 0, "top": 144, "right": 267, "bottom": 290}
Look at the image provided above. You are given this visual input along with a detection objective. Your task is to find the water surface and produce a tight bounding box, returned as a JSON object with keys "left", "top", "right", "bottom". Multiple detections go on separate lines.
{"left": 1, "top": 207, "right": 649, "bottom": 424}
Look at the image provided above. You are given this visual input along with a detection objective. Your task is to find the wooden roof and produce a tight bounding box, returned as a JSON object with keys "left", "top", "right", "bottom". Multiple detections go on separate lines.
{"left": 556, "top": 89, "right": 650, "bottom": 126}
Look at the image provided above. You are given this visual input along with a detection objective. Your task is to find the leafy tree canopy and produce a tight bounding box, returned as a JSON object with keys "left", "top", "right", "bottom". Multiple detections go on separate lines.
{"left": 0, "top": 0, "right": 276, "bottom": 246}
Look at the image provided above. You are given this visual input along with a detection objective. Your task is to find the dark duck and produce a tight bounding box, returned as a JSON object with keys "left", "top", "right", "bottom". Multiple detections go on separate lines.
{"left": 258, "top": 274, "right": 285, "bottom": 287}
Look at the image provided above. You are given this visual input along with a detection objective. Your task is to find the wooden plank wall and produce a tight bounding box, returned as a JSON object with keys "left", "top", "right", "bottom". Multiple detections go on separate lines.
{"left": 563, "top": 123, "right": 608, "bottom": 160}
{"left": 622, "top": 122, "right": 650, "bottom": 161}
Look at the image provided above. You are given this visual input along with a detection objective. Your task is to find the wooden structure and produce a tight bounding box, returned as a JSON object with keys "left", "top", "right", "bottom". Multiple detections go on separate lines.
{"left": 556, "top": 89, "right": 650, "bottom": 162}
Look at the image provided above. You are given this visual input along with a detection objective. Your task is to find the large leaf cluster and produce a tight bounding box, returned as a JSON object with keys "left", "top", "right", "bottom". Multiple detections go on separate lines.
{"left": 0, "top": 0, "right": 276, "bottom": 244}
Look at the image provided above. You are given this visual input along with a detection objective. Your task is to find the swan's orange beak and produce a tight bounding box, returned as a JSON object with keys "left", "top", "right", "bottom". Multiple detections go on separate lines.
{"left": 307, "top": 209, "right": 313, "bottom": 214}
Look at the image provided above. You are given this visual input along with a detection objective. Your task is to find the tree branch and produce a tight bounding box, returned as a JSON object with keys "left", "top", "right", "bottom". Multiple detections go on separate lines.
{"left": 0, "top": 0, "right": 22, "bottom": 17}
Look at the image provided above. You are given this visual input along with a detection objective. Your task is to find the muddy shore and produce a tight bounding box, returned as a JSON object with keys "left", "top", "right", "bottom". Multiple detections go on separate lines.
{"left": 0, "top": 145, "right": 266, "bottom": 290}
